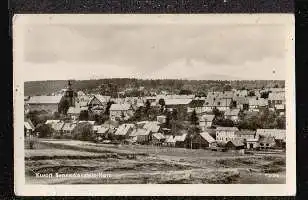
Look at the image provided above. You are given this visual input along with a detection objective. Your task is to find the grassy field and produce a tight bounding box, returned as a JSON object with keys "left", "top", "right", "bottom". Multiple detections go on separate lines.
{"left": 25, "top": 139, "right": 286, "bottom": 184}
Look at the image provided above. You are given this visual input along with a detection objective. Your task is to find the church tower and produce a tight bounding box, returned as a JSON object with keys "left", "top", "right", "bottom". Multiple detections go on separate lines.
{"left": 63, "top": 80, "right": 77, "bottom": 107}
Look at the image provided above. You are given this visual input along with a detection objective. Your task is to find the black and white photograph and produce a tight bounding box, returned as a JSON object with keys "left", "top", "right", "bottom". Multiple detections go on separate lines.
{"left": 13, "top": 14, "right": 295, "bottom": 196}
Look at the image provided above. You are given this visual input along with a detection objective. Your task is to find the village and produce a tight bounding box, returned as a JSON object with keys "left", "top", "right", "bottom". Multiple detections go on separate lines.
{"left": 24, "top": 80, "right": 286, "bottom": 152}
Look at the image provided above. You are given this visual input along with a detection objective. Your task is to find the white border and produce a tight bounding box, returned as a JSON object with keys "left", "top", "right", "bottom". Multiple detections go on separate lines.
{"left": 13, "top": 14, "right": 295, "bottom": 196}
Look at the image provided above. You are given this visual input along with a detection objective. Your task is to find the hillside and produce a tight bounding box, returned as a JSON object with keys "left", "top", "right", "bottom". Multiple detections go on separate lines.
{"left": 24, "top": 79, "right": 285, "bottom": 96}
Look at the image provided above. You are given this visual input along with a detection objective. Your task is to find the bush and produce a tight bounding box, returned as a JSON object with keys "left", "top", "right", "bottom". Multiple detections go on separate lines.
{"left": 72, "top": 123, "right": 94, "bottom": 141}
{"left": 36, "top": 123, "right": 53, "bottom": 138}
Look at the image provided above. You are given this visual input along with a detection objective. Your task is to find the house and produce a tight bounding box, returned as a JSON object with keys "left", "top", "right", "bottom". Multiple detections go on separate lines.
{"left": 164, "top": 135, "right": 176, "bottom": 147}
{"left": 24, "top": 119, "right": 35, "bottom": 136}
{"left": 235, "top": 130, "right": 256, "bottom": 142}
{"left": 224, "top": 109, "right": 240, "bottom": 122}
{"left": 190, "top": 131, "right": 216, "bottom": 149}
{"left": 225, "top": 139, "right": 245, "bottom": 150}
{"left": 216, "top": 127, "right": 239, "bottom": 143}
{"left": 88, "top": 95, "right": 111, "bottom": 112}
{"left": 233, "top": 96, "right": 249, "bottom": 110}
{"left": 27, "top": 95, "right": 63, "bottom": 113}
{"left": 78, "top": 120, "right": 96, "bottom": 125}
{"left": 114, "top": 124, "right": 135, "bottom": 140}
{"left": 157, "top": 115, "right": 167, "bottom": 124}
{"left": 67, "top": 106, "right": 84, "bottom": 120}
{"left": 96, "top": 126, "right": 110, "bottom": 140}
{"left": 46, "top": 120, "right": 64, "bottom": 135}
{"left": 187, "top": 99, "right": 206, "bottom": 114}
{"left": 256, "top": 129, "right": 286, "bottom": 142}
{"left": 130, "top": 128, "right": 152, "bottom": 144}
{"left": 61, "top": 122, "right": 77, "bottom": 137}
{"left": 151, "top": 132, "right": 166, "bottom": 146}
{"left": 164, "top": 99, "right": 192, "bottom": 113}
{"left": 246, "top": 138, "right": 260, "bottom": 149}
{"left": 199, "top": 114, "right": 215, "bottom": 131}
{"left": 234, "top": 90, "right": 248, "bottom": 97}
{"left": 174, "top": 133, "right": 188, "bottom": 148}
{"left": 268, "top": 92, "right": 285, "bottom": 108}
{"left": 143, "top": 121, "right": 161, "bottom": 133}
{"left": 258, "top": 136, "right": 276, "bottom": 149}
{"left": 109, "top": 103, "right": 134, "bottom": 121}
{"left": 275, "top": 104, "right": 285, "bottom": 115}
{"left": 203, "top": 97, "right": 232, "bottom": 112}
{"left": 248, "top": 97, "right": 268, "bottom": 112}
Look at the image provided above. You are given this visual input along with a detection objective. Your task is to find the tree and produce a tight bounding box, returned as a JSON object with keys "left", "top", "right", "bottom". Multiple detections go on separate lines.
{"left": 248, "top": 91, "right": 255, "bottom": 97}
{"left": 214, "top": 119, "right": 234, "bottom": 127}
{"left": 72, "top": 123, "right": 94, "bottom": 141}
{"left": 261, "top": 92, "right": 270, "bottom": 99}
{"left": 58, "top": 99, "right": 70, "bottom": 115}
{"left": 179, "top": 89, "right": 193, "bottom": 95}
{"left": 158, "top": 98, "right": 165, "bottom": 112}
{"left": 212, "top": 107, "right": 223, "bottom": 118}
{"left": 190, "top": 109, "right": 198, "bottom": 126}
{"left": 79, "top": 110, "right": 89, "bottom": 121}
{"left": 104, "top": 101, "right": 115, "bottom": 115}
{"left": 53, "top": 112, "right": 60, "bottom": 119}
{"left": 223, "top": 84, "right": 232, "bottom": 91}
{"left": 145, "top": 100, "right": 151, "bottom": 111}
{"left": 36, "top": 123, "right": 53, "bottom": 138}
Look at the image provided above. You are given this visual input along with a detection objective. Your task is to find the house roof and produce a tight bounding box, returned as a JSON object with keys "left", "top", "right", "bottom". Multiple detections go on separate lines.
{"left": 199, "top": 132, "right": 215, "bottom": 143}
{"left": 256, "top": 129, "right": 286, "bottom": 140}
{"left": 224, "top": 109, "right": 240, "bottom": 116}
{"left": 236, "top": 130, "right": 256, "bottom": 135}
{"left": 200, "top": 114, "right": 215, "bottom": 122}
{"left": 78, "top": 120, "right": 96, "bottom": 125}
{"left": 188, "top": 99, "right": 205, "bottom": 108}
{"left": 62, "top": 123, "right": 77, "bottom": 131}
{"left": 77, "top": 91, "right": 86, "bottom": 96}
{"left": 226, "top": 139, "right": 245, "bottom": 147}
{"left": 233, "top": 96, "right": 249, "bottom": 104}
{"left": 110, "top": 103, "right": 132, "bottom": 111}
{"left": 97, "top": 126, "right": 109, "bottom": 134}
{"left": 204, "top": 97, "right": 232, "bottom": 107}
{"left": 45, "top": 119, "right": 60, "bottom": 124}
{"left": 248, "top": 97, "right": 268, "bottom": 106}
{"left": 130, "top": 128, "right": 151, "bottom": 136}
{"left": 25, "top": 118, "right": 35, "bottom": 130}
{"left": 174, "top": 133, "right": 187, "bottom": 142}
{"left": 216, "top": 127, "right": 239, "bottom": 131}
{"left": 27, "top": 95, "right": 63, "bottom": 104}
{"left": 152, "top": 132, "right": 165, "bottom": 140}
{"left": 275, "top": 104, "right": 285, "bottom": 110}
{"left": 165, "top": 135, "right": 176, "bottom": 143}
{"left": 50, "top": 121, "right": 65, "bottom": 131}
{"left": 165, "top": 99, "right": 192, "bottom": 106}
{"left": 114, "top": 124, "right": 134, "bottom": 136}
{"left": 67, "top": 106, "right": 81, "bottom": 114}
{"left": 143, "top": 121, "right": 160, "bottom": 133}
{"left": 268, "top": 92, "right": 285, "bottom": 101}
{"left": 259, "top": 136, "right": 276, "bottom": 144}
{"left": 24, "top": 121, "right": 34, "bottom": 130}
{"left": 94, "top": 95, "right": 111, "bottom": 104}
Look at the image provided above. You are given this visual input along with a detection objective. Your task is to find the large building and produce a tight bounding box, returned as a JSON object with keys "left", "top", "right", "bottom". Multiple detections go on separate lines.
{"left": 26, "top": 81, "right": 77, "bottom": 114}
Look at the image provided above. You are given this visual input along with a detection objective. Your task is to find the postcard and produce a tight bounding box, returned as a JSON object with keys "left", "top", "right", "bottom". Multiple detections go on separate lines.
{"left": 13, "top": 14, "right": 295, "bottom": 196}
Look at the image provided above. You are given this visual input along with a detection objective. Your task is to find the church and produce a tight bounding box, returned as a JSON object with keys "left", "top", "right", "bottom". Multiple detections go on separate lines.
{"left": 26, "top": 81, "right": 77, "bottom": 114}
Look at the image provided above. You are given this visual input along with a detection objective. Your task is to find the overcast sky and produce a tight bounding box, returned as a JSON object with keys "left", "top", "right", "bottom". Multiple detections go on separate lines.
{"left": 22, "top": 23, "right": 287, "bottom": 81}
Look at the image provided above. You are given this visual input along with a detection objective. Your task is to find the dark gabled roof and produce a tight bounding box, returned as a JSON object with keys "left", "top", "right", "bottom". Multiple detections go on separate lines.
{"left": 226, "top": 139, "right": 245, "bottom": 147}
{"left": 188, "top": 99, "right": 205, "bottom": 108}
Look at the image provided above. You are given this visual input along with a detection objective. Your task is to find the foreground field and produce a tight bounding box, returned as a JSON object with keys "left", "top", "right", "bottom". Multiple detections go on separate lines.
{"left": 25, "top": 139, "right": 286, "bottom": 184}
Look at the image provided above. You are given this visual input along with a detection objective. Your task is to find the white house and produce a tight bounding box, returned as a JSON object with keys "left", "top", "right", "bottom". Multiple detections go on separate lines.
{"left": 109, "top": 103, "right": 134, "bottom": 121}
{"left": 216, "top": 127, "right": 239, "bottom": 143}
{"left": 199, "top": 114, "right": 215, "bottom": 131}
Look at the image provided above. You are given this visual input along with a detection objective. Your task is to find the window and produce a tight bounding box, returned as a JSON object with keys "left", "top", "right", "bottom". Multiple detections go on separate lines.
{"left": 266, "top": 144, "right": 269, "bottom": 146}
{"left": 260, "top": 143, "right": 264, "bottom": 146}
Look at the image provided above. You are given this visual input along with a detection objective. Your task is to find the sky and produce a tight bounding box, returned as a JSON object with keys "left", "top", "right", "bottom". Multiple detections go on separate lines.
{"left": 22, "top": 23, "right": 288, "bottom": 81}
